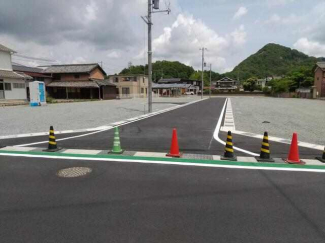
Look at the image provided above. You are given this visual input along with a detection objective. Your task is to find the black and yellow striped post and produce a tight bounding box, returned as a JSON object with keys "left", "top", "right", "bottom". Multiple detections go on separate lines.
{"left": 43, "top": 126, "right": 61, "bottom": 152}
{"left": 221, "top": 131, "right": 236, "bottom": 161}
{"left": 256, "top": 132, "right": 274, "bottom": 162}
{"left": 316, "top": 147, "right": 325, "bottom": 163}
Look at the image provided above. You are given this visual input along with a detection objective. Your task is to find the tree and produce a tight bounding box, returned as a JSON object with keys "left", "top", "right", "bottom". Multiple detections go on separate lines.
{"left": 243, "top": 77, "right": 258, "bottom": 91}
{"left": 190, "top": 71, "right": 209, "bottom": 86}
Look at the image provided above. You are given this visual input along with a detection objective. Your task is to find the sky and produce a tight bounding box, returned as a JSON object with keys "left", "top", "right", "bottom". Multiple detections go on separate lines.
{"left": 0, "top": 0, "right": 325, "bottom": 74}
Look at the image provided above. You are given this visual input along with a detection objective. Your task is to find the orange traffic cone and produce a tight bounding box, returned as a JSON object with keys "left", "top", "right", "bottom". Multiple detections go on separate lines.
{"left": 285, "top": 133, "right": 305, "bottom": 165}
{"left": 166, "top": 128, "right": 182, "bottom": 158}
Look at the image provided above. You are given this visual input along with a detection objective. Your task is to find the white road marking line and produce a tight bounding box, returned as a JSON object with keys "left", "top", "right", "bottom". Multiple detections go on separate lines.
{"left": 214, "top": 98, "right": 259, "bottom": 157}
{"left": 15, "top": 98, "right": 207, "bottom": 147}
{"left": 62, "top": 149, "right": 102, "bottom": 155}
{"left": 0, "top": 146, "right": 37, "bottom": 152}
{"left": 303, "top": 159, "right": 324, "bottom": 165}
{"left": 237, "top": 156, "right": 258, "bottom": 163}
{"left": 230, "top": 130, "right": 324, "bottom": 151}
{"left": 134, "top": 152, "right": 167, "bottom": 158}
{"left": 1, "top": 152, "right": 325, "bottom": 173}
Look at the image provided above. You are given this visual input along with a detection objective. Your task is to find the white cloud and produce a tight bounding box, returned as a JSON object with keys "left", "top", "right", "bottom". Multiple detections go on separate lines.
{"left": 293, "top": 38, "right": 325, "bottom": 57}
{"left": 72, "top": 56, "right": 87, "bottom": 64}
{"left": 265, "top": 13, "right": 300, "bottom": 25}
{"left": 107, "top": 51, "right": 121, "bottom": 58}
{"left": 85, "top": 1, "right": 99, "bottom": 22}
{"left": 146, "top": 14, "right": 247, "bottom": 73}
{"left": 233, "top": 7, "right": 248, "bottom": 20}
{"left": 230, "top": 25, "right": 247, "bottom": 46}
{"left": 267, "top": 0, "right": 296, "bottom": 7}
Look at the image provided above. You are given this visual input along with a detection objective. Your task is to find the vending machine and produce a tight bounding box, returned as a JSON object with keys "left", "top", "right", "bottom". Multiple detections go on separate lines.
{"left": 29, "top": 81, "right": 46, "bottom": 106}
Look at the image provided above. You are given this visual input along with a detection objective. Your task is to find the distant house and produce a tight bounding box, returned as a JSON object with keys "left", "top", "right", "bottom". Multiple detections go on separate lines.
{"left": 13, "top": 63, "right": 52, "bottom": 100}
{"left": 13, "top": 63, "right": 52, "bottom": 84}
{"left": 0, "top": 44, "right": 32, "bottom": 100}
{"left": 44, "top": 63, "right": 117, "bottom": 100}
{"left": 256, "top": 77, "right": 273, "bottom": 88}
{"left": 107, "top": 74, "right": 148, "bottom": 98}
{"left": 214, "top": 77, "right": 238, "bottom": 92}
{"left": 314, "top": 62, "right": 325, "bottom": 98}
{"left": 152, "top": 78, "right": 201, "bottom": 96}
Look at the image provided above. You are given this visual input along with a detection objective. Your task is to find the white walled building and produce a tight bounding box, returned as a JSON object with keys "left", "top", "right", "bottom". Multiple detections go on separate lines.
{"left": 0, "top": 44, "right": 31, "bottom": 100}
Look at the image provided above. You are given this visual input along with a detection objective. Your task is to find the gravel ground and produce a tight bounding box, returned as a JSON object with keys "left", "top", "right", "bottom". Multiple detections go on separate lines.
{"left": 0, "top": 96, "right": 200, "bottom": 136}
{"left": 231, "top": 97, "right": 325, "bottom": 145}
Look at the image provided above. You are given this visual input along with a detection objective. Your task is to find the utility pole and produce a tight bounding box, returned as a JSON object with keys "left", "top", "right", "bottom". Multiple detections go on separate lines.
{"left": 209, "top": 64, "right": 212, "bottom": 98}
{"left": 142, "top": 0, "right": 170, "bottom": 113}
{"left": 200, "top": 47, "right": 207, "bottom": 99}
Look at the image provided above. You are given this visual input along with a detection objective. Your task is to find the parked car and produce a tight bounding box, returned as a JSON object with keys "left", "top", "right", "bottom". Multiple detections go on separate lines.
{"left": 185, "top": 91, "right": 194, "bottom": 95}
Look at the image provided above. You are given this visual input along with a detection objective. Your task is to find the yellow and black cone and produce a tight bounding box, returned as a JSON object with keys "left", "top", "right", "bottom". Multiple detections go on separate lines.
{"left": 221, "top": 131, "right": 236, "bottom": 161}
{"left": 316, "top": 147, "right": 325, "bottom": 163}
{"left": 43, "top": 126, "right": 61, "bottom": 152}
{"left": 256, "top": 132, "right": 274, "bottom": 162}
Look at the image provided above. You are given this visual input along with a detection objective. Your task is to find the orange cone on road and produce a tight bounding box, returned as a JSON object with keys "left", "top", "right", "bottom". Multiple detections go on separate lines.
{"left": 285, "top": 133, "right": 305, "bottom": 165}
{"left": 166, "top": 128, "right": 182, "bottom": 158}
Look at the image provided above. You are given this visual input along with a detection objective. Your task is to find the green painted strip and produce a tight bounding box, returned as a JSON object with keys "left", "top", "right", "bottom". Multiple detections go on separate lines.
{"left": 1, "top": 149, "right": 325, "bottom": 170}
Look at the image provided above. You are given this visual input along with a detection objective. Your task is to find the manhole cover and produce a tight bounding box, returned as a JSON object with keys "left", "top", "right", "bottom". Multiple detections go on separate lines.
{"left": 57, "top": 167, "right": 92, "bottom": 178}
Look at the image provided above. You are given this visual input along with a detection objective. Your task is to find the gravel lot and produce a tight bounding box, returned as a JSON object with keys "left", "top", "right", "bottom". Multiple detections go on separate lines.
{"left": 0, "top": 96, "right": 200, "bottom": 136}
{"left": 231, "top": 97, "right": 325, "bottom": 145}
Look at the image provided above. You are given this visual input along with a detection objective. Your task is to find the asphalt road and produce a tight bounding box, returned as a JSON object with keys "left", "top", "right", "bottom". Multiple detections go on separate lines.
{"left": 1, "top": 98, "right": 321, "bottom": 158}
{"left": 1, "top": 155, "right": 325, "bottom": 243}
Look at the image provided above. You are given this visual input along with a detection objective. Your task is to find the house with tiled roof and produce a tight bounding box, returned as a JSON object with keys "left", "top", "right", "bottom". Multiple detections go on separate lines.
{"left": 0, "top": 43, "right": 32, "bottom": 100}
{"left": 314, "top": 62, "right": 325, "bottom": 98}
{"left": 44, "top": 63, "right": 117, "bottom": 100}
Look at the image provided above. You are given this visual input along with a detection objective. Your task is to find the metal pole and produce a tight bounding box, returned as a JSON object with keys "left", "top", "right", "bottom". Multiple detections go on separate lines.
{"left": 209, "top": 64, "right": 212, "bottom": 98}
{"left": 201, "top": 48, "right": 204, "bottom": 99}
{"left": 148, "top": 0, "right": 153, "bottom": 113}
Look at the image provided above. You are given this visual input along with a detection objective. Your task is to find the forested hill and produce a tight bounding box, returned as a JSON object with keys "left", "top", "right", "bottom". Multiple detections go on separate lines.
{"left": 119, "top": 60, "right": 195, "bottom": 81}
{"left": 224, "top": 43, "right": 324, "bottom": 81}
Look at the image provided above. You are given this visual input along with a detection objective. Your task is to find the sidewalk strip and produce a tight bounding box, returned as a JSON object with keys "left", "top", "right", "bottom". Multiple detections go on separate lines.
{"left": 1, "top": 150, "right": 325, "bottom": 173}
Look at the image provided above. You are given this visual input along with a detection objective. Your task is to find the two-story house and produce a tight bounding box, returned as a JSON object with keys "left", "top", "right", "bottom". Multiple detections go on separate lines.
{"left": 214, "top": 77, "right": 238, "bottom": 92}
{"left": 44, "top": 63, "right": 117, "bottom": 100}
{"left": 0, "top": 43, "right": 32, "bottom": 100}
{"left": 108, "top": 74, "right": 148, "bottom": 98}
{"left": 314, "top": 62, "right": 325, "bottom": 98}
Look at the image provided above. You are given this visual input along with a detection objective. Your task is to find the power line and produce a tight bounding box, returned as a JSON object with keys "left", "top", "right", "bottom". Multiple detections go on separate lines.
{"left": 13, "top": 54, "right": 58, "bottom": 63}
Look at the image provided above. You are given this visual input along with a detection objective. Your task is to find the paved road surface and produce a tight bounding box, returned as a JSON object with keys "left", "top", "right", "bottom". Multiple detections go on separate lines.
{"left": 1, "top": 155, "right": 325, "bottom": 243}
{"left": 2, "top": 98, "right": 320, "bottom": 159}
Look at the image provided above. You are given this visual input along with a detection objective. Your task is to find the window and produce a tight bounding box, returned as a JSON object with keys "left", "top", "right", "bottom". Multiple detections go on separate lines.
{"left": 4, "top": 83, "right": 11, "bottom": 91}
{"left": 133, "top": 77, "right": 137, "bottom": 82}
{"left": 74, "top": 74, "right": 80, "bottom": 79}
{"left": 54, "top": 74, "right": 61, "bottom": 80}
{"left": 143, "top": 77, "right": 145, "bottom": 83}
{"left": 114, "top": 77, "right": 119, "bottom": 83}
{"left": 141, "top": 88, "right": 144, "bottom": 94}
{"left": 13, "top": 83, "right": 25, "bottom": 89}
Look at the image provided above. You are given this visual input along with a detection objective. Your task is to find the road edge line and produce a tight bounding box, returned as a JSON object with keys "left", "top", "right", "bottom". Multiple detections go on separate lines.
{"left": 1, "top": 150, "right": 325, "bottom": 173}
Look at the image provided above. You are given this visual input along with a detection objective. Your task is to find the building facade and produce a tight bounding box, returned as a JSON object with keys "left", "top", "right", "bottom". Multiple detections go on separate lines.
{"left": 0, "top": 44, "right": 32, "bottom": 100}
{"left": 214, "top": 77, "right": 238, "bottom": 92}
{"left": 44, "top": 64, "right": 117, "bottom": 100}
{"left": 314, "top": 62, "right": 325, "bottom": 98}
{"left": 108, "top": 75, "right": 148, "bottom": 98}
{"left": 153, "top": 78, "right": 201, "bottom": 96}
